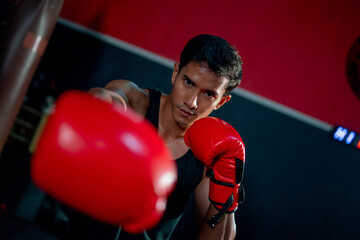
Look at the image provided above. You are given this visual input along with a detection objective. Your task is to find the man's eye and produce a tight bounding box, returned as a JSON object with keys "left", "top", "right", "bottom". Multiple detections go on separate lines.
{"left": 185, "top": 79, "right": 192, "bottom": 86}
{"left": 204, "top": 91, "right": 214, "bottom": 98}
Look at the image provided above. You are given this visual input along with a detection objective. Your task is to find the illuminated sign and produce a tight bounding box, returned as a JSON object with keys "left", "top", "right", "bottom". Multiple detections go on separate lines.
{"left": 331, "top": 126, "right": 360, "bottom": 150}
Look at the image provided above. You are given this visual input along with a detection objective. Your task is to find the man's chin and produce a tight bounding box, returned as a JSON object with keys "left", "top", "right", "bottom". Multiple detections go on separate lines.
{"left": 177, "top": 121, "right": 190, "bottom": 129}
{"left": 176, "top": 118, "right": 194, "bottom": 129}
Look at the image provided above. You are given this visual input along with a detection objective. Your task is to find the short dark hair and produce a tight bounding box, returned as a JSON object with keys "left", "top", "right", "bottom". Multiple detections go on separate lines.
{"left": 179, "top": 34, "right": 243, "bottom": 94}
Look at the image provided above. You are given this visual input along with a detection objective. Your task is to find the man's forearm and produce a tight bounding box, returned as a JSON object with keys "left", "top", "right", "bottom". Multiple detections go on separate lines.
{"left": 198, "top": 204, "right": 236, "bottom": 240}
{"left": 88, "top": 87, "right": 128, "bottom": 109}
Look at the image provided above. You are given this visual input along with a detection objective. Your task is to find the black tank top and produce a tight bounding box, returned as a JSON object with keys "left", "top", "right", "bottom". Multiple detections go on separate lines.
{"left": 145, "top": 89, "right": 204, "bottom": 217}
{"left": 119, "top": 89, "right": 204, "bottom": 240}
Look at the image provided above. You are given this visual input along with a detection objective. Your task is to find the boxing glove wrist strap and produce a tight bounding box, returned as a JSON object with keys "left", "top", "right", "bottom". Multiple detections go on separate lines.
{"left": 207, "top": 194, "right": 234, "bottom": 228}
{"left": 206, "top": 169, "right": 235, "bottom": 188}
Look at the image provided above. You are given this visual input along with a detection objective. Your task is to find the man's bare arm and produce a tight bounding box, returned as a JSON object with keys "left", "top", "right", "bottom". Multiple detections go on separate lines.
{"left": 88, "top": 80, "right": 149, "bottom": 117}
{"left": 194, "top": 177, "right": 236, "bottom": 240}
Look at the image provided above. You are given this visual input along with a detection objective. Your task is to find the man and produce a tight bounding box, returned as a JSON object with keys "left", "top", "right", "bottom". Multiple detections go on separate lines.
{"left": 89, "top": 34, "right": 244, "bottom": 240}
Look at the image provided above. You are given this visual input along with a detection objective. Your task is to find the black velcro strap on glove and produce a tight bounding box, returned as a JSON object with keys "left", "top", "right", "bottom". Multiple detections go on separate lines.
{"left": 207, "top": 194, "right": 234, "bottom": 228}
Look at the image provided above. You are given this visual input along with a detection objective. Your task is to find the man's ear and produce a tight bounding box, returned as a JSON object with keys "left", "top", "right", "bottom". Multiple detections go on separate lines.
{"left": 171, "top": 62, "right": 180, "bottom": 85}
{"left": 214, "top": 94, "right": 232, "bottom": 110}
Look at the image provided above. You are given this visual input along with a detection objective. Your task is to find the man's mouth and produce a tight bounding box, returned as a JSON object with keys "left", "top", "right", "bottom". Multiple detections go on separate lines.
{"left": 179, "top": 107, "right": 195, "bottom": 118}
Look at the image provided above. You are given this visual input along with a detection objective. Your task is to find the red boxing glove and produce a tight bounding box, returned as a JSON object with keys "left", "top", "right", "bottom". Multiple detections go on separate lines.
{"left": 31, "top": 90, "right": 177, "bottom": 233}
{"left": 184, "top": 117, "right": 245, "bottom": 227}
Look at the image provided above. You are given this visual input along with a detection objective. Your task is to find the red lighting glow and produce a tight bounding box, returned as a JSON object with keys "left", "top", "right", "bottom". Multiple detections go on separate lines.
{"left": 357, "top": 140, "right": 360, "bottom": 149}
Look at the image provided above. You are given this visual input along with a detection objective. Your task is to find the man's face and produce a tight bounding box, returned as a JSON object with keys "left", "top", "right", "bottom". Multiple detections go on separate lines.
{"left": 170, "top": 61, "right": 231, "bottom": 128}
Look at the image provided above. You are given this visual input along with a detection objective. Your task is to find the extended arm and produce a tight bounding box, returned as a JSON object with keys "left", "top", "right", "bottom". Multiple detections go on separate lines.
{"left": 30, "top": 91, "right": 177, "bottom": 233}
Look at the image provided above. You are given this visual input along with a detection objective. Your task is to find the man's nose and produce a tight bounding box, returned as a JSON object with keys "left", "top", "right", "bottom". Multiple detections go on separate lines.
{"left": 185, "top": 90, "right": 199, "bottom": 109}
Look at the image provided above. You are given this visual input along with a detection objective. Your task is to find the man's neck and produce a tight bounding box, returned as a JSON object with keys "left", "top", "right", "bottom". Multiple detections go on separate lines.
{"left": 158, "top": 94, "right": 190, "bottom": 159}
{"left": 158, "top": 94, "right": 187, "bottom": 141}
